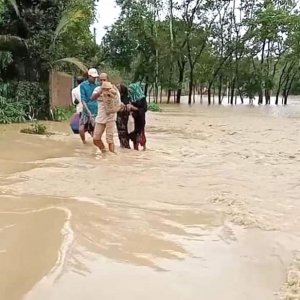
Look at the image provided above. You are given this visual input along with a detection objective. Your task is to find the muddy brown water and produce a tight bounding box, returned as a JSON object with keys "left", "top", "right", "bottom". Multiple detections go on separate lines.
{"left": 0, "top": 102, "right": 300, "bottom": 300}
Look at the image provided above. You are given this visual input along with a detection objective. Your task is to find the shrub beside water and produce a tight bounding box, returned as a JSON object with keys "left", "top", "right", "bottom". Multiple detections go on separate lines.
{"left": 0, "top": 82, "right": 25, "bottom": 123}
{"left": 51, "top": 106, "right": 74, "bottom": 121}
{"left": 0, "top": 81, "right": 49, "bottom": 123}
{"left": 15, "top": 81, "right": 49, "bottom": 120}
{"left": 0, "top": 97, "right": 26, "bottom": 123}
{"left": 148, "top": 102, "right": 161, "bottom": 112}
{"left": 20, "top": 122, "right": 50, "bottom": 135}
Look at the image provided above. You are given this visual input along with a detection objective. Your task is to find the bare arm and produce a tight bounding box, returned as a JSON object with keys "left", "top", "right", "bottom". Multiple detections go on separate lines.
{"left": 130, "top": 105, "right": 138, "bottom": 111}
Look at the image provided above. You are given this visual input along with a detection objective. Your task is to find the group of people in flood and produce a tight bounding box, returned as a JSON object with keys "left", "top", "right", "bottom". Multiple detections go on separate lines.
{"left": 71, "top": 68, "right": 147, "bottom": 153}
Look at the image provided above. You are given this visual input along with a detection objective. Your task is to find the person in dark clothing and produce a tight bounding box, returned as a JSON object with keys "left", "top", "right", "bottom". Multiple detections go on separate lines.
{"left": 116, "top": 84, "right": 131, "bottom": 149}
{"left": 128, "top": 83, "right": 147, "bottom": 151}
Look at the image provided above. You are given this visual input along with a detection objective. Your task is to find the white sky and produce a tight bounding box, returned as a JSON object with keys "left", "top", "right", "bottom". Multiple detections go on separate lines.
{"left": 91, "top": 0, "right": 120, "bottom": 44}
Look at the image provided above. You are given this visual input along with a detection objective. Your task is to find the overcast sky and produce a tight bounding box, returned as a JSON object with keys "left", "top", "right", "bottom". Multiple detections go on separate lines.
{"left": 92, "top": 0, "right": 120, "bottom": 44}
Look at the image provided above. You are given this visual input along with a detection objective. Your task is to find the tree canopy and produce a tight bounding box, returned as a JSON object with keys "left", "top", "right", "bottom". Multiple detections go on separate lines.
{"left": 102, "top": 0, "right": 300, "bottom": 105}
{"left": 0, "top": 0, "right": 101, "bottom": 122}
{"left": 1, "top": 0, "right": 300, "bottom": 121}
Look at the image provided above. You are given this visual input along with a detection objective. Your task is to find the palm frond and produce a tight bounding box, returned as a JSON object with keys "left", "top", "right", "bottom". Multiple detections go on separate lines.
{"left": 54, "top": 57, "right": 88, "bottom": 72}
{"left": 0, "top": 35, "right": 27, "bottom": 53}
{"left": 8, "top": 0, "right": 20, "bottom": 16}
{"left": 53, "top": 9, "right": 86, "bottom": 43}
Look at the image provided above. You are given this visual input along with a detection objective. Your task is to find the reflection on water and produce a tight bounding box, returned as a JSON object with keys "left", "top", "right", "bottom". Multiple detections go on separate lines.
{"left": 0, "top": 103, "right": 300, "bottom": 300}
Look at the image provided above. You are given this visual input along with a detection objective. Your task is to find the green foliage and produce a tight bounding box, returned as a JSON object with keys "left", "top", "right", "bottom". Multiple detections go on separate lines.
{"left": 51, "top": 106, "right": 74, "bottom": 121}
{"left": 0, "top": 81, "right": 26, "bottom": 123}
{"left": 20, "top": 122, "right": 48, "bottom": 135}
{"left": 0, "top": 81, "right": 49, "bottom": 123}
{"left": 0, "top": 0, "right": 100, "bottom": 122}
{"left": 0, "top": 0, "right": 6, "bottom": 23}
{"left": 148, "top": 102, "right": 161, "bottom": 112}
{"left": 54, "top": 57, "right": 88, "bottom": 73}
{"left": 103, "top": 0, "right": 157, "bottom": 81}
{"left": 7, "top": 0, "right": 19, "bottom": 16}
{"left": 289, "top": 78, "right": 300, "bottom": 95}
{"left": 51, "top": 0, "right": 101, "bottom": 69}
{"left": 15, "top": 81, "right": 49, "bottom": 119}
{"left": 0, "top": 0, "right": 99, "bottom": 79}
{"left": 0, "top": 97, "right": 26, "bottom": 123}
{"left": 0, "top": 51, "right": 12, "bottom": 70}
{"left": 103, "top": 0, "right": 300, "bottom": 104}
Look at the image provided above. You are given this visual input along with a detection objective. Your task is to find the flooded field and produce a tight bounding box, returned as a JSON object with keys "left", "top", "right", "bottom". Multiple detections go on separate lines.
{"left": 0, "top": 102, "right": 300, "bottom": 300}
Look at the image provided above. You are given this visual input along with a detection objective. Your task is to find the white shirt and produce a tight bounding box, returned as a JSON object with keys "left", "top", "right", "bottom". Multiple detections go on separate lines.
{"left": 71, "top": 86, "right": 83, "bottom": 113}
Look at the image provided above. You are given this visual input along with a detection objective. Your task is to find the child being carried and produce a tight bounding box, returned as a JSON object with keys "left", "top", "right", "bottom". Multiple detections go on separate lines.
{"left": 92, "top": 81, "right": 121, "bottom": 153}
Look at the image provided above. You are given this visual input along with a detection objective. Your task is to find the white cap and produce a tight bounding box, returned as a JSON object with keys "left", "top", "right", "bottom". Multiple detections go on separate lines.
{"left": 88, "top": 68, "right": 99, "bottom": 78}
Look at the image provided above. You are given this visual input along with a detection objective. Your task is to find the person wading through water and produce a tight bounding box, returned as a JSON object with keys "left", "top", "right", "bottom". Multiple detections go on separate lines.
{"left": 116, "top": 83, "right": 131, "bottom": 149}
{"left": 127, "top": 82, "right": 148, "bottom": 151}
{"left": 92, "top": 73, "right": 121, "bottom": 153}
{"left": 79, "top": 68, "right": 99, "bottom": 144}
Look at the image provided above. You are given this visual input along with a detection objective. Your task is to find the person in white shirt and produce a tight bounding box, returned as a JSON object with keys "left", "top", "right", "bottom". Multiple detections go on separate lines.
{"left": 71, "top": 76, "right": 84, "bottom": 114}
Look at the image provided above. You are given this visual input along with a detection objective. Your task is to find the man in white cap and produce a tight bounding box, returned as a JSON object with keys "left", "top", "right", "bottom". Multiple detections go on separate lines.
{"left": 79, "top": 68, "right": 100, "bottom": 144}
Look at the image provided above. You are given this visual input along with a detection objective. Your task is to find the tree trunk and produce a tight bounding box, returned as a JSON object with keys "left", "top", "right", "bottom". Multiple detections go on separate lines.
{"left": 284, "top": 73, "right": 297, "bottom": 105}
{"left": 258, "top": 39, "right": 266, "bottom": 105}
{"left": 275, "top": 62, "right": 290, "bottom": 105}
{"left": 167, "top": 89, "right": 171, "bottom": 104}
{"left": 193, "top": 84, "right": 196, "bottom": 103}
{"left": 227, "top": 85, "right": 230, "bottom": 104}
{"left": 148, "top": 86, "right": 152, "bottom": 103}
{"left": 230, "top": 78, "right": 236, "bottom": 105}
{"left": 200, "top": 84, "right": 203, "bottom": 104}
{"left": 238, "top": 87, "right": 244, "bottom": 104}
{"left": 218, "top": 76, "right": 222, "bottom": 105}
{"left": 176, "top": 60, "right": 185, "bottom": 104}
{"left": 275, "top": 89, "right": 280, "bottom": 105}
{"left": 176, "top": 89, "right": 182, "bottom": 104}
{"left": 265, "top": 90, "right": 271, "bottom": 105}
{"left": 167, "top": 0, "right": 174, "bottom": 105}
{"left": 188, "top": 67, "right": 194, "bottom": 105}
{"left": 208, "top": 52, "right": 234, "bottom": 106}
{"left": 258, "top": 91, "right": 263, "bottom": 105}
{"left": 282, "top": 73, "right": 290, "bottom": 105}
{"left": 208, "top": 86, "right": 212, "bottom": 105}
{"left": 144, "top": 82, "right": 149, "bottom": 98}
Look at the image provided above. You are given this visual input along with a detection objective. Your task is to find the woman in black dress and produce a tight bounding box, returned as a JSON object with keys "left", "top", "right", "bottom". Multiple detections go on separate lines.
{"left": 116, "top": 84, "right": 131, "bottom": 149}
{"left": 127, "top": 82, "right": 147, "bottom": 151}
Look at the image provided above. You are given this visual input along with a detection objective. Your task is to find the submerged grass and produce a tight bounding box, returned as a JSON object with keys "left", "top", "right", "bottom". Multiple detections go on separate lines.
{"left": 20, "top": 122, "right": 54, "bottom": 136}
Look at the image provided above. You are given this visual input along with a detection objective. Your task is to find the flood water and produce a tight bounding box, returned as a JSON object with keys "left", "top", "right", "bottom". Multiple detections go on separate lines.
{"left": 0, "top": 100, "right": 300, "bottom": 300}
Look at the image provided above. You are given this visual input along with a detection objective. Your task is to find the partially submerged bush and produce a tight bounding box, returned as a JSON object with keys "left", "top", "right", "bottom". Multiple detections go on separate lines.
{"left": 20, "top": 122, "right": 50, "bottom": 135}
{"left": 148, "top": 102, "right": 161, "bottom": 112}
